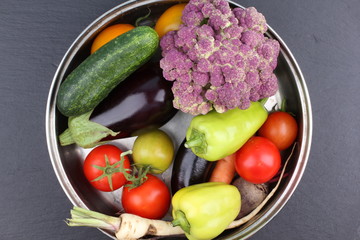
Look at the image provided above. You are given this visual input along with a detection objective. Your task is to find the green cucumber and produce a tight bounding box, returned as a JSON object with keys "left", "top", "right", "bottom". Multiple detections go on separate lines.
{"left": 56, "top": 26, "right": 159, "bottom": 117}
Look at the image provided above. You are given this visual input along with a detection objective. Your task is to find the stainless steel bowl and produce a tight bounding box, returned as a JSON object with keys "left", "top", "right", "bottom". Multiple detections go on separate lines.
{"left": 46, "top": 0, "right": 312, "bottom": 239}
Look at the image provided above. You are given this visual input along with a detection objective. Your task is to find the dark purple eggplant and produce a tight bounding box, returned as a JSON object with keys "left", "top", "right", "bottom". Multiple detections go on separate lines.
{"left": 90, "top": 62, "right": 177, "bottom": 139}
{"left": 171, "top": 139, "right": 214, "bottom": 195}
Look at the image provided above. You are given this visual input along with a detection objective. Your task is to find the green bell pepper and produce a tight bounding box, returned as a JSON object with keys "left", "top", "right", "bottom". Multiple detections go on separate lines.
{"left": 185, "top": 101, "right": 267, "bottom": 161}
{"left": 172, "top": 182, "right": 241, "bottom": 240}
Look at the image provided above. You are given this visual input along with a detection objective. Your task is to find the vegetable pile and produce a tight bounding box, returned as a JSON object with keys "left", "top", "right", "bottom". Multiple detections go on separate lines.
{"left": 53, "top": 0, "right": 301, "bottom": 239}
{"left": 160, "top": 0, "right": 280, "bottom": 115}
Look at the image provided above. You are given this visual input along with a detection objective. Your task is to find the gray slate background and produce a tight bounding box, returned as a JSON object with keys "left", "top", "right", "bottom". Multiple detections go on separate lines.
{"left": 1, "top": 0, "right": 359, "bottom": 239}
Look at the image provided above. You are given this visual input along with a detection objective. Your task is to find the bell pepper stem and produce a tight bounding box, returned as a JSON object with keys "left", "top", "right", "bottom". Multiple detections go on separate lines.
{"left": 259, "top": 97, "right": 268, "bottom": 106}
{"left": 184, "top": 128, "right": 207, "bottom": 155}
{"left": 184, "top": 138, "right": 202, "bottom": 148}
{"left": 172, "top": 210, "right": 191, "bottom": 234}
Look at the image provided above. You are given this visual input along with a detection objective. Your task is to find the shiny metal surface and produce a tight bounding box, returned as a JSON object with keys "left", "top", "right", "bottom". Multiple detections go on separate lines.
{"left": 45, "top": 0, "right": 312, "bottom": 239}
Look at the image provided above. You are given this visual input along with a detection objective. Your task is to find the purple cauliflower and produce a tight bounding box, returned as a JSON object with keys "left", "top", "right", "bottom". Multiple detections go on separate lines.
{"left": 160, "top": 0, "right": 280, "bottom": 115}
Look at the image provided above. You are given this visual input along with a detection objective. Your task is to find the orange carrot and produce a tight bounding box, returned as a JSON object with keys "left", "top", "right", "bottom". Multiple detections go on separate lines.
{"left": 209, "top": 153, "right": 236, "bottom": 184}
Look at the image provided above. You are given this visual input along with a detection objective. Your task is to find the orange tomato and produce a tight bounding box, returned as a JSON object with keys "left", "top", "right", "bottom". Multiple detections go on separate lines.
{"left": 90, "top": 24, "right": 135, "bottom": 53}
{"left": 155, "top": 3, "right": 186, "bottom": 38}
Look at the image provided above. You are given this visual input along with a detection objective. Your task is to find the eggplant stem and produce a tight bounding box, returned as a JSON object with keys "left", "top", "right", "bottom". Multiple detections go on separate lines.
{"left": 59, "top": 110, "right": 119, "bottom": 148}
{"left": 135, "top": 7, "right": 153, "bottom": 27}
{"left": 59, "top": 128, "right": 75, "bottom": 146}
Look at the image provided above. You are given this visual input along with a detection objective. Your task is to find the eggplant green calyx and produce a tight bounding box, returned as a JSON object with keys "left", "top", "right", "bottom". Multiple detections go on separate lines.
{"left": 172, "top": 210, "right": 190, "bottom": 234}
{"left": 59, "top": 110, "right": 119, "bottom": 148}
{"left": 184, "top": 129, "right": 207, "bottom": 155}
{"left": 91, "top": 150, "right": 132, "bottom": 191}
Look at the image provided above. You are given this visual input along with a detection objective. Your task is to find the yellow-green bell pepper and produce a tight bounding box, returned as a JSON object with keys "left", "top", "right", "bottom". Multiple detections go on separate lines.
{"left": 185, "top": 101, "right": 267, "bottom": 161}
{"left": 172, "top": 182, "right": 241, "bottom": 240}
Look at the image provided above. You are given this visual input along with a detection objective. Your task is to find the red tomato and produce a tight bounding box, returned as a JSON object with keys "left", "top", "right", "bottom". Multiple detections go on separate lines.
{"left": 258, "top": 111, "right": 298, "bottom": 151}
{"left": 235, "top": 136, "right": 281, "bottom": 184}
{"left": 122, "top": 174, "right": 171, "bottom": 219}
{"left": 83, "top": 145, "right": 131, "bottom": 192}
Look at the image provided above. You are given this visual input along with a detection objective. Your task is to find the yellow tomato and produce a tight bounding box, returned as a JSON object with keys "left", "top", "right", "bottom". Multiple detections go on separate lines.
{"left": 155, "top": 3, "right": 186, "bottom": 38}
{"left": 90, "top": 24, "right": 135, "bottom": 53}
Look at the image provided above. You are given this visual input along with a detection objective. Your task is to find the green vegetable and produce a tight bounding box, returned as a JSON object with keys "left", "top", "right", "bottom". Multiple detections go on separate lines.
{"left": 172, "top": 182, "right": 241, "bottom": 240}
{"left": 59, "top": 110, "right": 119, "bottom": 148}
{"left": 185, "top": 101, "right": 268, "bottom": 161}
{"left": 56, "top": 26, "right": 159, "bottom": 117}
{"left": 132, "top": 129, "right": 174, "bottom": 174}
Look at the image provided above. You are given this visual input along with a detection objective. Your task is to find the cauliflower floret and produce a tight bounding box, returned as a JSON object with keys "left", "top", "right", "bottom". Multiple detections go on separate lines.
{"left": 160, "top": 0, "right": 280, "bottom": 115}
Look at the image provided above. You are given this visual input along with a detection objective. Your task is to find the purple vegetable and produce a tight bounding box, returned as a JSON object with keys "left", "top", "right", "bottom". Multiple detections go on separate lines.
{"left": 59, "top": 62, "right": 177, "bottom": 148}
{"left": 160, "top": 0, "right": 280, "bottom": 115}
{"left": 91, "top": 63, "right": 177, "bottom": 138}
{"left": 232, "top": 176, "right": 269, "bottom": 219}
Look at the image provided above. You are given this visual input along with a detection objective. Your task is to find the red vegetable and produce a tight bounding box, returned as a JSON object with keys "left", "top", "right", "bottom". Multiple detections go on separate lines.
{"left": 83, "top": 145, "right": 131, "bottom": 192}
{"left": 235, "top": 136, "right": 281, "bottom": 184}
{"left": 209, "top": 153, "right": 236, "bottom": 184}
{"left": 122, "top": 174, "right": 171, "bottom": 219}
{"left": 258, "top": 111, "right": 298, "bottom": 150}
